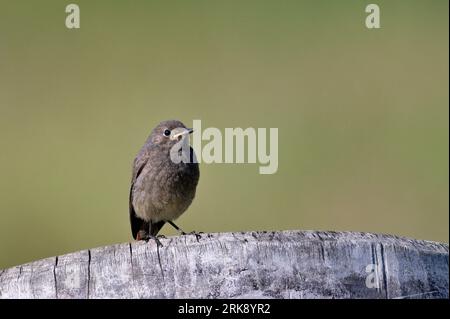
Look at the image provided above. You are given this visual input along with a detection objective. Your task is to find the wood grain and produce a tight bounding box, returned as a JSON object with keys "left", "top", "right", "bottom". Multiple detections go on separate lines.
{"left": 0, "top": 231, "right": 448, "bottom": 299}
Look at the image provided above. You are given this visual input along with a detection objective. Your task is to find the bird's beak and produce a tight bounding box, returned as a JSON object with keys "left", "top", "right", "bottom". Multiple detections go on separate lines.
{"left": 171, "top": 128, "right": 194, "bottom": 140}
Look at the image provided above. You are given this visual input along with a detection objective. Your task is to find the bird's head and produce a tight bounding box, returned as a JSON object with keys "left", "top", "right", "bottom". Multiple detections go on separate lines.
{"left": 148, "top": 120, "right": 194, "bottom": 149}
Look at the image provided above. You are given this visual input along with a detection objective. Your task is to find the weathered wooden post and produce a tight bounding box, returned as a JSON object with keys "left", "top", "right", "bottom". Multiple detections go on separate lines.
{"left": 0, "top": 231, "right": 448, "bottom": 299}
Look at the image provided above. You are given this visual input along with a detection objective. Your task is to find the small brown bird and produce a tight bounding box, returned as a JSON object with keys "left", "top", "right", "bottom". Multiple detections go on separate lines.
{"left": 129, "top": 120, "right": 200, "bottom": 244}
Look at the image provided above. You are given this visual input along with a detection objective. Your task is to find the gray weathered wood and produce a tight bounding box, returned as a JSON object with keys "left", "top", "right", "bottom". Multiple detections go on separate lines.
{"left": 0, "top": 231, "right": 448, "bottom": 299}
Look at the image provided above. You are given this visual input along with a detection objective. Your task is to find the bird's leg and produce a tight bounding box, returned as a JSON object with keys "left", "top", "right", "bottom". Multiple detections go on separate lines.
{"left": 167, "top": 221, "right": 202, "bottom": 241}
{"left": 167, "top": 220, "right": 186, "bottom": 235}
{"left": 144, "top": 224, "right": 164, "bottom": 247}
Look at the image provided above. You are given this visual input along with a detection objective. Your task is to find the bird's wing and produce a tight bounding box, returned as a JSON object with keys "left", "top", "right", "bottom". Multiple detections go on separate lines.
{"left": 129, "top": 153, "right": 149, "bottom": 239}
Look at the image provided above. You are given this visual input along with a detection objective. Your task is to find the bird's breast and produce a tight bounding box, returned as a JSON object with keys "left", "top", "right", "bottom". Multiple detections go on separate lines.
{"left": 132, "top": 157, "right": 199, "bottom": 222}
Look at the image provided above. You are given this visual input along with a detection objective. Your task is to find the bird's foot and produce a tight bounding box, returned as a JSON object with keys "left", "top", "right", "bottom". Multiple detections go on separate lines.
{"left": 166, "top": 221, "right": 202, "bottom": 241}
{"left": 144, "top": 235, "right": 164, "bottom": 247}
{"left": 181, "top": 231, "right": 203, "bottom": 242}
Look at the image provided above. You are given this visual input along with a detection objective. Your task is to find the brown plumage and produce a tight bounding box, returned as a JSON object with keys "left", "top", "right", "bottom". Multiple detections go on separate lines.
{"left": 129, "top": 120, "right": 199, "bottom": 240}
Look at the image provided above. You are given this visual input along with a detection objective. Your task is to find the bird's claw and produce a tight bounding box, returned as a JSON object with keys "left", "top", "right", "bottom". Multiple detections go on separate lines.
{"left": 144, "top": 235, "right": 164, "bottom": 247}
{"left": 193, "top": 232, "right": 202, "bottom": 242}
{"left": 181, "top": 231, "right": 203, "bottom": 242}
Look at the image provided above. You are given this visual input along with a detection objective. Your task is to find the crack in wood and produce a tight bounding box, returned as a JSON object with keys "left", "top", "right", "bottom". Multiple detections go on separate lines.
{"left": 87, "top": 250, "right": 91, "bottom": 299}
{"left": 156, "top": 243, "right": 165, "bottom": 281}
{"left": 129, "top": 243, "right": 133, "bottom": 263}
{"left": 369, "top": 243, "right": 390, "bottom": 298}
{"left": 370, "top": 242, "right": 381, "bottom": 294}
{"left": 129, "top": 243, "right": 134, "bottom": 278}
{"left": 17, "top": 266, "right": 22, "bottom": 280}
{"left": 379, "top": 243, "right": 389, "bottom": 299}
{"left": 53, "top": 256, "right": 58, "bottom": 299}
{"left": 315, "top": 233, "right": 328, "bottom": 263}
{"left": 320, "top": 242, "right": 326, "bottom": 262}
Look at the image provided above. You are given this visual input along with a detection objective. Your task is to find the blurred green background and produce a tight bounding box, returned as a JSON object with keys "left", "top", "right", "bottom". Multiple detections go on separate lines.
{"left": 0, "top": 0, "right": 448, "bottom": 269}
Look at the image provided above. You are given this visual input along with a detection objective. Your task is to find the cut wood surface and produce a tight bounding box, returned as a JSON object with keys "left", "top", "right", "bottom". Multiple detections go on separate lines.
{"left": 0, "top": 230, "right": 448, "bottom": 299}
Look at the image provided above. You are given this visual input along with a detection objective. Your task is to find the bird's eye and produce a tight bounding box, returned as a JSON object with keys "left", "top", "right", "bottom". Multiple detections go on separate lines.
{"left": 163, "top": 129, "right": 171, "bottom": 137}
